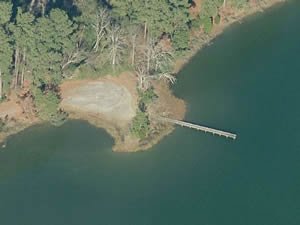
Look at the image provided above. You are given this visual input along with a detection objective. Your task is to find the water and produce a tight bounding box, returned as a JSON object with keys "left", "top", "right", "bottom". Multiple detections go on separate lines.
{"left": 1, "top": 1, "right": 300, "bottom": 225}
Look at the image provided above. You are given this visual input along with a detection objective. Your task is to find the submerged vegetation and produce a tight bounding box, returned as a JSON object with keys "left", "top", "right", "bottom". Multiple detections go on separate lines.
{"left": 0, "top": 0, "right": 279, "bottom": 141}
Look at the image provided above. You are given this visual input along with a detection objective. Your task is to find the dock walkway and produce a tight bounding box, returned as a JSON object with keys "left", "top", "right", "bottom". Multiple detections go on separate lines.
{"left": 155, "top": 116, "right": 237, "bottom": 140}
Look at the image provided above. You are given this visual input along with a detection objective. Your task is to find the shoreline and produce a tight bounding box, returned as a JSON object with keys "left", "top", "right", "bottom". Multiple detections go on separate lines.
{"left": 174, "top": 0, "right": 286, "bottom": 73}
{"left": 59, "top": 73, "right": 185, "bottom": 152}
{"left": 0, "top": 0, "right": 286, "bottom": 151}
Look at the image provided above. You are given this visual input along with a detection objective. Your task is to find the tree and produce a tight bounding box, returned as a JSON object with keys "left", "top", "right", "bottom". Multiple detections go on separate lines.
{"left": 143, "top": 37, "right": 173, "bottom": 75}
{"left": 73, "top": 0, "right": 99, "bottom": 50}
{"left": 171, "top": 25, "right": 190, "bottom": 51}
{"left": 92, "top": 7, "right": 111, "bottom": 52}
{"left": 126, "top": 24, "right": 140, "bottom": 66}
{"left": 61, "top": 29, "right": 87, "bottom": 75}
{"left": 0, "top": 2, "right": 13, "bottom": 100}
{"left": 135, "top": 36, "right": 175, "bottom": 90}
{"left": 0, "top": 2, "right": 12, "bottom": 25}
{"left": 0, "top": 28, "right": 13, "bottom": 100}
{"left": 169, "top": 0, "right": 191, "bottom": 51}
{"left": 31, "top": 86, "right": 67, "bottom": 125}
{"left": 32, "top": 8, "right": 77, "bottom": 86}
{"left": 110, "top": 0, "right": 190, "bottom": 41}
{"left": 200, "top": 0, "right": 223, "bottom": 18}
{"left": 29, "top": 0, "right": 49, "bottom": 16}
{"left": 12, "top": 8, "right": 77, "bottom": 123}
{"left": 108, "top": 25, "right": 126, "bottom": 71}
{"left": 10, "top": 8, "right": 35, "bottom": 89}
{"left": 131, "top": 109, "right": 150, "bottom": 138}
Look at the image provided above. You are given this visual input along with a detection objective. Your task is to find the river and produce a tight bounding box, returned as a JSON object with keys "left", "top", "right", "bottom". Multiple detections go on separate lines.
{"left": 0, "top": 1, "right": 299, "bottom": 225}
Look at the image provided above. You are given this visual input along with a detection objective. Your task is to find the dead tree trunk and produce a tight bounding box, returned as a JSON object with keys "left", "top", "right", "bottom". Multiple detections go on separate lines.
{"left": 29, "top": 0, "right": 36, "bottom": 11}
{"left": 144, "top": 22, "right": 147, "bottom": 42}
{"left": 38, "top": 0, "right": 47, "bottom": 16}
{"left": 131, "top": 36, "right": 136, "bottom": 66}
{"left": 21, "top": 49, "right": 26, "bottom": 88}
{"left": 14, "top": 48, "right": 20, "bottom": 90}
{"left": 0, "top": 70, "right": 2, "bottom": 100}
{"left": 108, "top": 25, "right": 126, "bottom": 72}
{"left": 223, "top": 0, "right": 226, "bottom": 8}
{"left": 92, "top": 8, "right": 110, "bottom": 52}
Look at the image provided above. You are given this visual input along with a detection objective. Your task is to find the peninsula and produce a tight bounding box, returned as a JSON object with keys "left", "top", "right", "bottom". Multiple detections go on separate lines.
{"left": 0, "top": 0, "right": 285, "bottom": 151}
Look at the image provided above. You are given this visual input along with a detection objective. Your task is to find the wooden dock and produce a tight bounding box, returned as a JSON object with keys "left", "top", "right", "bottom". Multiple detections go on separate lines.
{"left": 155, "top": 116, "right": 237, "bottom": 140}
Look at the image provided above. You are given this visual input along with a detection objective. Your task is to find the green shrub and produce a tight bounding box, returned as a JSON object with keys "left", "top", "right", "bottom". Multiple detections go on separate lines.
{"left": 229, "top": 0, "right": 249, "bottom": 9}
{"left": 201, "top": 17, "right": 213, "bottom": 33}
{"left": 0, "top": 119, "right": 5, "bottom": 132}
{"left": 50, "top": 110, "right": 68, "bottom": 126}
{"left": 31, "top": 87, "right": 68, "bottom": 126}
{"left": 172, "top": 25, "right": 190, "bottom": 51}
{"left": 191, "top": 16, "right": 202, "bottom": 29}
{"left": 215, "top": 14, "right": 221, "bottom": 25}
{"left": 138, "top": 88, "right": 158, "bottom": 106}
{"left": 130, "top": 110, "right": 150, "bottom": 139}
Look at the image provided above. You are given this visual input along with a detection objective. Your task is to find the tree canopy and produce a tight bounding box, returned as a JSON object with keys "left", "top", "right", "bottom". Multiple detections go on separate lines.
{"left": 0, "top": 0, "right": 252, "bottom": 126}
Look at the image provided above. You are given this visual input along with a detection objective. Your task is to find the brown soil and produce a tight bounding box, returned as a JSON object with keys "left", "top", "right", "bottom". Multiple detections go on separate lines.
{"left": 189, "top": 0, "right": 202, "bottom": 19}
{"left": 150, "top": 81, "right": 185, "bottom": 121}
{"left": 0, "top": 95, "right": 23, "bottom": 120}
{"left": 0, "top": 89, "right": 37, "bottom": 147}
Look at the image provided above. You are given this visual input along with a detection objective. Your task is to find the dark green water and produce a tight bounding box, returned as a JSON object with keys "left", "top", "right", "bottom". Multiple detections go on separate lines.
{"left": 1, "top": 1, "right": 300, "bottom": 224}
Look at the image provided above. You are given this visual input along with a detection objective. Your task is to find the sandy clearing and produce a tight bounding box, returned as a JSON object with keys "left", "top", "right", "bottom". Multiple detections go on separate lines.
{"left": 0, "top": 99, "right": 23, "bottom": 119}
{"left": 61, "top": 81, "right": 135, "bottom": 121}
{"left": 60, "top": 72, "right": 138, "bottom": 124}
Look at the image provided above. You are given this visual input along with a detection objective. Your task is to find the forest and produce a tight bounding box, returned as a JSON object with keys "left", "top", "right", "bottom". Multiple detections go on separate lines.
{"left": 0, "top": 0, "right": 251, "bottom": 136}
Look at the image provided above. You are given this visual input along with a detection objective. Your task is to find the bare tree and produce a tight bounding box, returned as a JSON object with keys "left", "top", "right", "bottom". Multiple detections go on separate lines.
{"left": 61, "top": 30, "right": 87, "bottom": 74}
{"left": 153, "top": 72, "right": 176, "bottom": 84}
{"left": 92, "top": 7, "right": 110, "bottom": 52}
{"left": 143, "top": 37, "right": 173, "bottom": 74}
{"left": 0, "top": 70, "right": 2, "bottom": 100}
{"left": 29, "top": 0, "right": 36, "bottom": 11}
{"left": 134, "top": 36, "right": 176, "bottom": 89}
{"left": 20, "top": 48, "right": 26, "bottom": 88}
{"left": 14, "top": 48, "right": 20, "bottom": 90}
{"left": 108, "top": 25, "right": 126, "bottom": 71}
{"left": 29, "top": 0, "right": 48, "bottom": 16}
{"left": 38, "top": 0, "right": 48, "bottom": 16}
{"left": 127, "top": 25, "right": 140, "bottom": 67}
{"left": 144, "top": 38, "right": 155, "bottom": 74}
{"left": 135, "top": 65, "right": 148, "bottom": 91}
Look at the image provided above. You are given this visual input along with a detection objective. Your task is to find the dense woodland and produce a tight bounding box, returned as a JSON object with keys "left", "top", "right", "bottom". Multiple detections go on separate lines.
{"left": 0, "top": 0, "right": 253, "bottom": 134}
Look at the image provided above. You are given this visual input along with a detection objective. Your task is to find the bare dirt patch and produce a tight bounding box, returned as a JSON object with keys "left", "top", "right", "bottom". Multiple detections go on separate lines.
{"left": 60, "top": 72, "right": 141, "bottom": 152}
{"left": 0, "top": 95, "right": 23, "bottom": 120}
{"left": 189, "top": 0, "right": 202, "bottom": 19}
{"left": 62, "top": 82, "right": 135, "bottom": 121}
{"left": 60, "top": 72, "right": 138, "bottom": 119}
